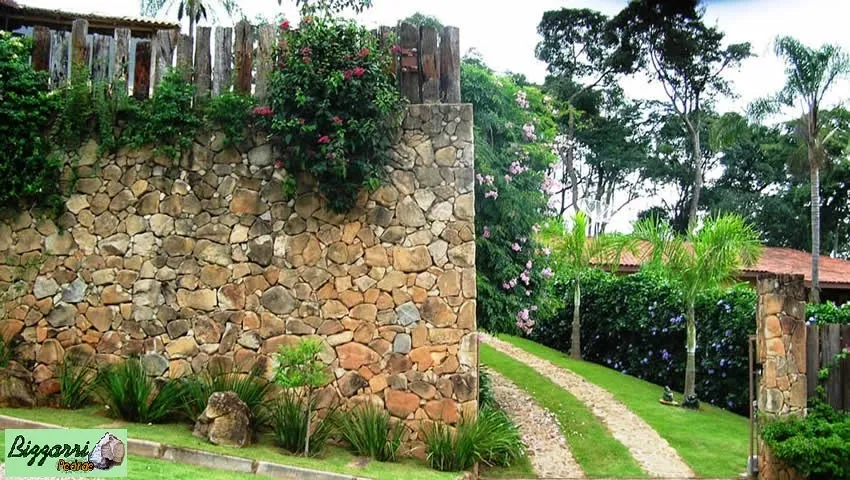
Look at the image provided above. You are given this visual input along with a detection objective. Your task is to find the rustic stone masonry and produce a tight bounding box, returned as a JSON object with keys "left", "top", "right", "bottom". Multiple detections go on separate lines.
{"left": 755, "top": 274, "right": 806, "bottom": 480}
{"left": 0, "top": 104, "right": 477, "bottom": 453}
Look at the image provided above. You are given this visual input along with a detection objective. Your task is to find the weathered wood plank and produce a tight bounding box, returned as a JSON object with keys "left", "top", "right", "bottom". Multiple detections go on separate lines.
{"left": 213, "top": 26, "right": 233, "bottom": 96}
{"left": 823, "top": 324, "right": 842, "bottom": 410}
{"left": 398, "top": 22, "right": 420, "bottom": 103}
{"left": 440, "top": 26, "right": 460, "bottom": 103}
{"left": 175, "top": 33, "right": 193, "bottom": 82}
{"left": 806, "top": 324, "right": 820, "bottom": 398}
{"left": 194, "top": 26, "right": 212, "bottom": 101}
{"left": 154, "top": 29, "right": 178, "bottom": 88}
{"left": 70, "top": 19, "right": 89, "bottom": 68}
{"left": 49, "top": 30, "right": 70, "bottom": 88}
{"left": 233, "top": 21, "right": 253, "bottom": 95}
{"left": 254, "top": 24, "right": 275, "bottom": 104}
{"left": 91, "top": 34, "right": 112, "bottom": 84}
{"left": 114, "top": 28, "right": 131, "bottom": 90}
{"left": 133, "top": 40, "right": 152, "bottom": 100}
{"left": 842, "top": 326, "right": 850, "bottom": 411}
{"left": 31, "top": 26, "right": 51, "bottom": 72}
{"left": 419, "top": 25, "right": 440, "bottom": 103}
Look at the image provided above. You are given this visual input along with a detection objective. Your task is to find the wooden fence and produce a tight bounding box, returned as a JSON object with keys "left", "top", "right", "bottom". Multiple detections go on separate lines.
{"left": 20, "top": 19, "right": 460, "bottom": 105}
{"left": 806, "top": 323, "right": 850, "bottom": 411}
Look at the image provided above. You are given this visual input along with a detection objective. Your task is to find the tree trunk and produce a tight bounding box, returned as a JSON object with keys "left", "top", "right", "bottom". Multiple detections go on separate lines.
{"left": 567, "top": 109, "right": 579, "bottom": 213}
{"left": 810, "top": 159, "right": 821, "bottom": 304}
{"left": 570, "top": 280, "right": 581, "bottom": 360}
{"left": 687, "top": 128, "right": 702, "bottom": 229}
{"left": 304, "top": 388, "right": 312, "bottom": 456}
{"left": 684, "top": 302, "right": 697, "bottom": 398}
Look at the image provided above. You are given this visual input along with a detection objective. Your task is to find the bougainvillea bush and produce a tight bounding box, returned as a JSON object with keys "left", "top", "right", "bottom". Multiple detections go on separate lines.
{"left": 534, "top": 269, "right": 756, "bottom": 414}
{"left": 461, "top": 58, "right": 560, "bottom": 334}
{"left": 263, "top": 16, "right": 406, "bottom": 212}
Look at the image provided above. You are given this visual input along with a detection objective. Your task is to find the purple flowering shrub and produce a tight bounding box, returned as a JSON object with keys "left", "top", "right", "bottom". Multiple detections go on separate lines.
{"left": 533, "top": 269, "right": 756, "bottom": 414}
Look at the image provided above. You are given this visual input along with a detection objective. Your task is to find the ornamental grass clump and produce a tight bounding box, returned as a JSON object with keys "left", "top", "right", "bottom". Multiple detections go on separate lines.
{"left": 336, "top": 402, "right": 403, "bottom": 461}
{"left": 424, "top": 406, "right": 525, "bottom": 471}
{"left": 263, "top": 15, "right": 406, "bottom": 213}
{"left": 180, "top": 364, "right": 274, "bottom": 429}
{"left": 57, "top": 357, "right": 95, "bottom": 410}
{"left": 95, "top": 357, "right": 183, "bottom": 423}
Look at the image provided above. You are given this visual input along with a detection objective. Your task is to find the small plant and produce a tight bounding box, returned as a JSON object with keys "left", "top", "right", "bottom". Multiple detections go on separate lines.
{"left": 0, "top": 336, "right": 13, "bottom": 368}
{"left": 337, "top": 402, "right": 403, "bottom": 461}
{"left": 474, "top": 407, "right": 525, "bottom": 467}
{"left": 424, "top": 406, "right": 525, "bottom": 471}
{"left": 57, "top": 357, "right": 95, "bottom": 409}
{"left": 181, "top": 364, "right": 273, "bottom": 429}
{"left": 205, "top": 91, "right": 255, "bottom": 148}
{"left": 478, "top": 366, "right": 495, "bottom": 410}
{"left": 275, "top": 339, "right": 330, "bottom": 456}
{"left": 95, "top": 357, "right": 183, "bottom": 423}
{"left": 268, "top": 391, "right": 334, "bottom": 456}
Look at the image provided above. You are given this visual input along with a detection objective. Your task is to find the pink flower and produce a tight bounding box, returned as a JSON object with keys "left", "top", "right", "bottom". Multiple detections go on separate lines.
{"left": 303, "top": 56, "right": 312, "bottom": 64}
{"left": 531, "top": 305, "right": 538, "bottom": 311}
{"left": 280, "top": 20, "right": 290, "bottom": 31}
{"left": 358, "top": 47, "right": 370, "bottom": 58}
{"left": 252, "top": 106, "right": 273, "bottom": 117}
{"left": 520, "top": 272, "right": 530, "bottom": 285}
{"left": 301, "top": 47, "right": 312, "bottom": 55}
{"left": 522, "top": 123, "right": 537, "bottom": 141}
{"left": 512, "top": 243, "right": 521, "bottom": 252}
{"left": 525, "top": 290, "right": 532, "bottom": 296}
{"left": 482, "top": 226, "right": 491, "bottom": 239}
{"left": 543, "top": 248, "right": 551, "bottom": 256}
{"left": 509, "top": 161, "right": 528, "bottom": 175}
{"left": 390, "top": 44, "right": 402, "bottom": 54}
{"left": 541, "top": 267, "right": 554, "bottom": 279}
{"left": 274, "top": 160, "right": 283, "bottom": 168}
{"left": 484, "top": 190, "right": 498, "bottom": 199}
{"left": 532, "top": 224, "right": 540, "bottom": 233}
{"left": 509, "top": 278, "right": 518, "bottom": 288}
{"left": 503, "top": 282, "right": 511, "bottom": 290}
{"left": 332, "top": 116, "right": 343, "bottom": 124}
{"left": 517, "top": 309, "right": 530, "bottom": 321}
{"left": 504, "top": 174, "right": 512, "bottom": 183}
{"left": 353, "top": 66, "right": 366, "bottom": 78}
{"left": 298, "top": 118, "right": 306, "bottom": 125}
{"left": 318, "top": 135, "right": 331, "bottom": 144}
{"left": 526, "top": 260, "right": 533, "bottom": 269}
{"left": 515, "top": 90, "right": 529, "bottom": 109}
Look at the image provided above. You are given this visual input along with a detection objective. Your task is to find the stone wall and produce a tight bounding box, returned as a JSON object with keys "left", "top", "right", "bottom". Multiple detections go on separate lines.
{"left": 755, "top": 274, "right": 807, "bottom": 480}
{"left": 0, "top": 104, "right": 477, "bottom": 452}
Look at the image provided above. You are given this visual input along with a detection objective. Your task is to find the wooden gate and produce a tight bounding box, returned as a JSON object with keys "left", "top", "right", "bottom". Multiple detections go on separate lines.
{"left": 806, "top": 323, "right": 850, "bottom": 411}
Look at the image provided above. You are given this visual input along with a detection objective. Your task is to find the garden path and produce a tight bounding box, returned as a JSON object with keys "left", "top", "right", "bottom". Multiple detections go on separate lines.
{"left": 481, "top": 334, "right": 696, "bottom": 479}
{"left": 489, "top": 370, "right": 585, "bottom": 479}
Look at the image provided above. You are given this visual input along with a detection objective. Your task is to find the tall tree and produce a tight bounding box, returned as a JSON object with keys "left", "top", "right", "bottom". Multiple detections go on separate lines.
{"left": 541, "top": 212, "right": 634, "bottom": 359}
{"left": 139, "top": 0, "right": 239, "bottom": 35}
{"left": 750, "top": 37, "right": 850, "bottom": 303}
{"left": 536, "top": 8, "right": 634, "bottom": 218}
{"left": 612, "top": 0, "right": 750, "bottom": 228}
{"left": 634, "top": 214, "right": 761, "bottom": 400}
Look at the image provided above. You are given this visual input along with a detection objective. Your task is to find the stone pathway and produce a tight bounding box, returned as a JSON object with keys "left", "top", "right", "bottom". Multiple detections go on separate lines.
{"left": 0, "top": 464, "right": 63, "bottom": 480}
{"left": 481, "top": 334, "right": 695, "bottom": 479}
{"left": 489, "top": 370, "right": 585, "bottom": 479}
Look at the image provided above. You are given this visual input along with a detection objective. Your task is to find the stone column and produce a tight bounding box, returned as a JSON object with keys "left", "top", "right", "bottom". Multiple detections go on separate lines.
{"left": 755, "top": 273, "right": 807, "bottom": 480}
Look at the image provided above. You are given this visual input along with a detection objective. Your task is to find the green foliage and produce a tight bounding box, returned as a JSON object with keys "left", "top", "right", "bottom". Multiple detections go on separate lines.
{"left": 0, "top": 336, "right": 13, "bottom": 368}
{"left": 275, "top": 339, "right": 329, "bottom": 390}
{"left": 424, "top": 407, "right": 525, "bottom": 471}
{"left": 124, "top": 69, "right": 201, "bottom": 159}
{"left": 268, "top": 392, "right": 334, "bottom": 456}
{"left": 0, "top": 32, "right": 62, "bottom": 210}
{"left": 534, "top": 269, "right": 757, "bottom": 414}
{"left": 808, "top": 301, "right": 850, "bottom": 324}
{"left": 57, "top": 358, "right": 95, "bottom": 410}
{"left": 478, "top": 366, "right": 495, "bottom": 410}
{"left": 401, "top": 12, "right": 443, "bottom": 30}
{"left": 460, "top": 59, "right": 558, "bottom": 334}
{"left": 95, "top": 358, "right": 183, "bottom": 423}
{"left": 336, "top": 402, "right": 403, "bottom": 461}
{"left": 205, "top": 91, "right": 255, "bottom": 148}
{"left": 762, "top": 401, "right": 850, "bottom": 479}
{"left": 265, "top": 16, "right": 405, "bottom": 213}
{"left": 180, "top": 365, "right": 273, "bottom": 428}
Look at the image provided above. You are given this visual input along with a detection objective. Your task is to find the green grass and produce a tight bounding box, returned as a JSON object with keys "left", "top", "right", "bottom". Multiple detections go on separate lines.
{"left": 0, "top": 406, "right": 459, "bottom": 480}
{"left": 481, "top": 344, "right": 646, "bottom": 478}
{"left": 500, "top": 335, "right": 750, "bottom": 478}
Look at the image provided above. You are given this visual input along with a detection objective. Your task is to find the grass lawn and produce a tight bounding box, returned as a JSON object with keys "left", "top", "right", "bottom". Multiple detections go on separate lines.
{"left": 0, "top": 406, "right": 460, "bottom": 480}
{"left": 500, "top": 335, "right": 751, "bottom": 478}
{"left": 481, "top": 344, "right": 646, "bottom": 478}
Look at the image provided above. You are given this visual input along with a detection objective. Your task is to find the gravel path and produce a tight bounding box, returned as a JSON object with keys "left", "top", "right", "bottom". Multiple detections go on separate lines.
{"left": 0, "top": 464, "right": 63, "bottom": 479}
{"left": 482, "top": 334, "right": 695, "bottom": 479}
{"left": 489, "top": 370, "right": 585, "bottom": 479}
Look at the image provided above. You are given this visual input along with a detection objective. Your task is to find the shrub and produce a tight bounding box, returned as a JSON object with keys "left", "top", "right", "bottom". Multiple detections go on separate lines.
{"left": 264, "top": 16, "right": 406, "bottom": 213}
{"left": 0, "top": 32, "right": 62, "bottom": 210}
{"left": 58, "top": 357, "right": 95, "bottom": 409}
{"left": 478, "top": 366, "right": 495, "bottom": 410}
{"left": 534, "top": 269, "right": 755, "bottom": 414}
{"left": 268, "top": 391, "right": 334, "bottom": 456}
{"left": 807, "top": 301, "right": 850, "bottom": 325}
{"left": 762, "top": 400, "right": 850, "bottom": 479}
{"left": 180, "top": 365, "right": 273, "bottom": 429}
{"left": 424, "top": 406, "right": 525, "bottom": 471}
{"left": 95, "top": 358, "right": 183, "bottom": 423}
{"left": 204, "top": 91, "right": 255, "bottom": 148}
{"left": 336, "top": 402, "right": 403, "bottom": 461}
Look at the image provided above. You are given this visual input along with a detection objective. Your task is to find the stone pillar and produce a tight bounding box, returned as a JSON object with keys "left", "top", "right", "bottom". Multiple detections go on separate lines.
{"left": 755, "top": 274, "right": 807, "bottom": 480}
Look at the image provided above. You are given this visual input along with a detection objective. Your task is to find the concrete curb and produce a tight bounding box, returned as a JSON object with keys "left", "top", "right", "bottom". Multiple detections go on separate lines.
{"left": 0, "top": 415, "right": 368, "bottom": 480}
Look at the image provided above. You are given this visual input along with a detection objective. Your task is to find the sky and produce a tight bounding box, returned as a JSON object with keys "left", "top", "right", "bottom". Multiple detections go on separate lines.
{"left": 19, "top": 0, "right": 850, "bottom": 230}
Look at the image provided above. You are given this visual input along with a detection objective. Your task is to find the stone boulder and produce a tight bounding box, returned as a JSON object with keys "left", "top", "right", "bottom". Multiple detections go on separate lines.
{"left": 193, "top": 391, "right": 251, "bottom": 447}
{"left": 0, "top": 361, "right": 36, "bottom": 407}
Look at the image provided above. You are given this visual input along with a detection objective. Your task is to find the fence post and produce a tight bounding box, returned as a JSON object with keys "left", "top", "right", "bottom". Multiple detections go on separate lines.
{"left": 70, "top": 19, "right": 89, "bottom": 68}
{"left": 254, "top": 24, "right": 275, "bottom": 105}
{"left": 154, "top": 29, "right": 178, "bottom": 88}
{"left": 114, "top": 28, "right": 131, "bottom": 91}
{"left": 440, "top": 26, "right": 461, "bottom": 103}
{"left": 843, "top": 325, "right": 850, "bottom": 411}
{"left": 213, "top": 26, "right": 233, "bottom": 96}
{"left": 419, "top": 26, "right": 440, "bottom": 104}
{"left": 133, "top": 40, "right": 152, "bottom": 100}
{"left": 233, "top": 21, "right": 253, "bottom": 95}
{"left": 823, "top": 324, "right": 842, "bottom": 409}
{"left": 91, "top": 35, "right": 111, "bottom": 84}
{"left": 194, "top": 26, "right": 212, "bottom": 102}
{"left": 806, "top": 324, "right": 819, "bottom": 399}
{"left": 398, "top": 22, "right": 420, "bottom": 103}
{"left": 31, "top": 26, "right": 50, "bottom": 72}
{"left": 175, "top": 33, "right": 193, "bottom": 82}
{"left": 49, "top": 31, "right": 70, "bottom": 88}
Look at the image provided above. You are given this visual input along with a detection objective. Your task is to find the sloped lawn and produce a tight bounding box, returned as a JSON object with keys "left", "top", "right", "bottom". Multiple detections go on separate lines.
{"left": 500, "top": 335, "right": 750, "bottom": 478}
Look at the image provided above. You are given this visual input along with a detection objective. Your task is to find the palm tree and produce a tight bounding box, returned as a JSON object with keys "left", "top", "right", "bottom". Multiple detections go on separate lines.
{"left": 634, "top": 214, "right": 761, "bottom": 400}
{"left": 750, "top": 36, "right": 850, "bottom": 304}
{"left": 541, "top": 211, "right": 635, "bottom": 359}
{"left": 140, "top": 0, "right": 240, "bottom": 37}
